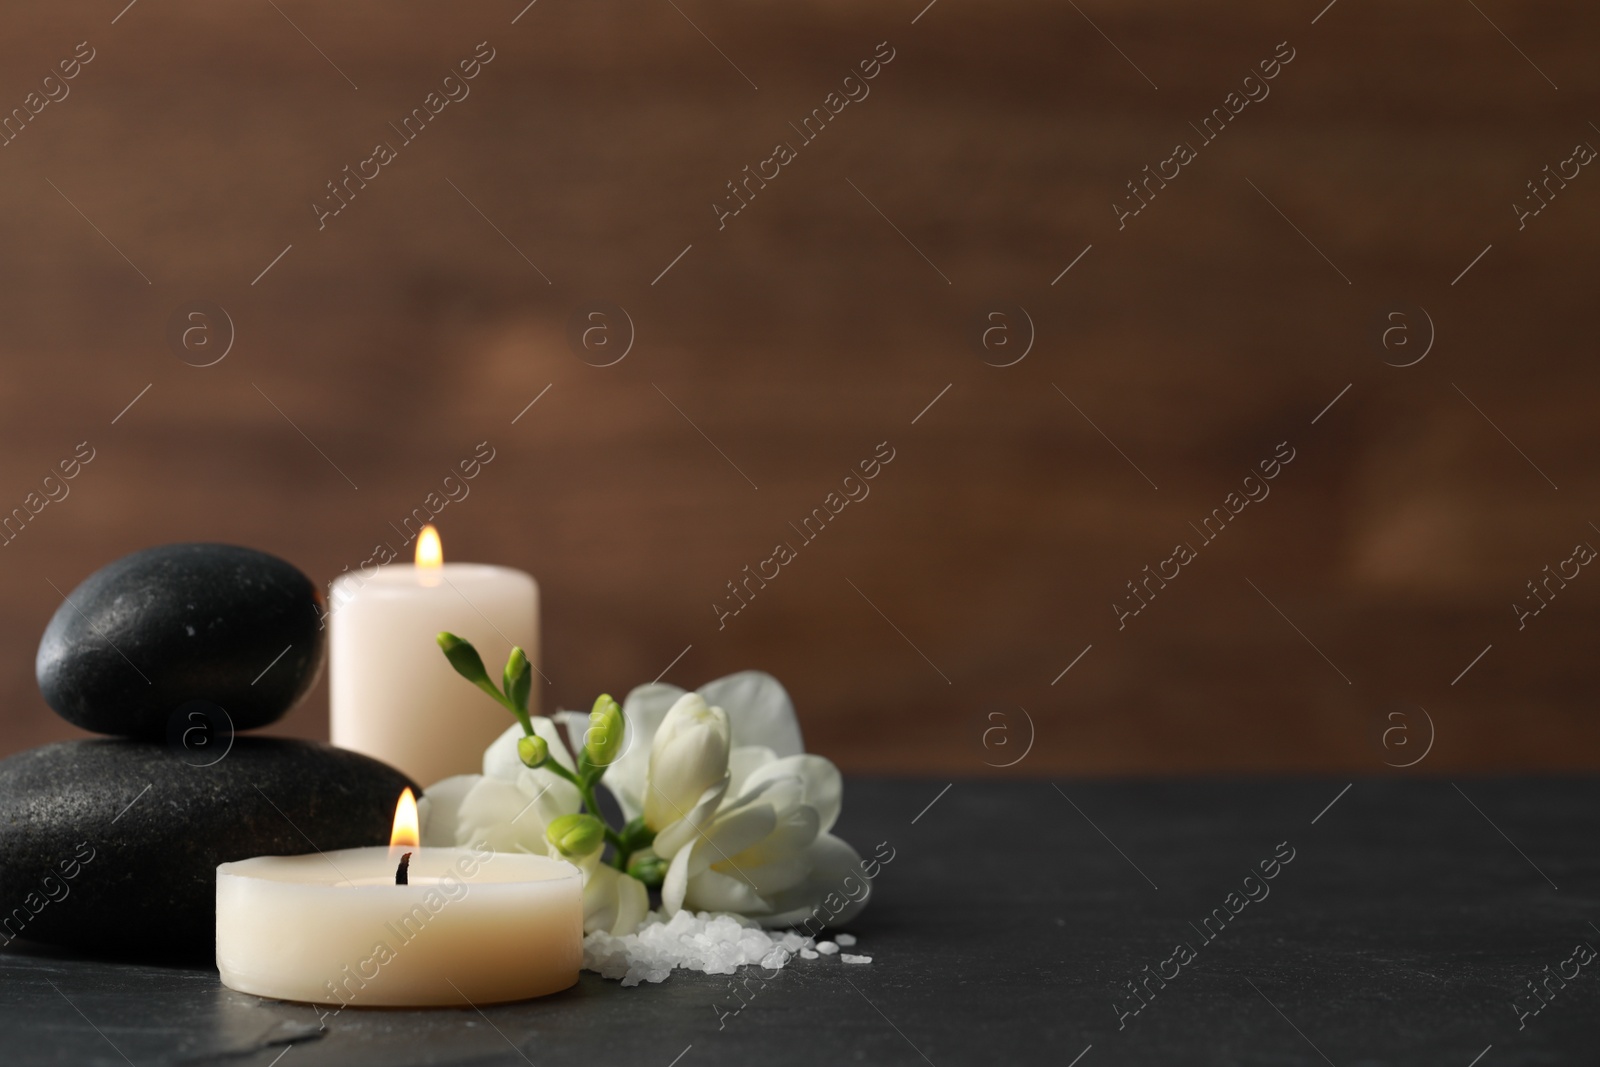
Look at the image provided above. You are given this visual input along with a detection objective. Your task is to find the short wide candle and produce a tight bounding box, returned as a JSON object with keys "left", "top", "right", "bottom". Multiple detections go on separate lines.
{"left": 329, "top": 526, "right": 538, "bottom": 787}
{"left": 216, "top": 845, "right": 582, "bottom": 1007}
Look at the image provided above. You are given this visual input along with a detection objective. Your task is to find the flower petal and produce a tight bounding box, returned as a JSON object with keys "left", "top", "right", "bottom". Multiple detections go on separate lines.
{"left": 417, "top": 774, "right": 477, "bottom": 847}
{"left": 686, "top": 803, "right": 778, "bottom": 881}
{"left": 724, "top": 852, "right": 815, "bottom": 897}
{"left": 740, "top": 754, "right": 842, "bottom": 834}
{"left": 650, "top": 775, "right": 730, "bottom": 859}
{"left": 614, "top": 869, "right": 650, "bottom": 934}
{"left": 698, "top": 671, "right": 804, "bottom": 755}
{"left": 582, "top": 864, "right": 649, "bottom": 935}
{"left": 454, "top": 776, "right": 548, "bottom": 852}
{"left": 684, "top": 867, "right": 772, "bottom": 915}
{"left": 515, "top": 766, "right": 583, "bottom": 823}
{"left": 756, "top": 833, "right": 871, "bottom": 929}
{"left": 727, "top": 745, "right": 778, "bottom": 796}
{"left": 643, "top": 695, "right": 730, "bottom": 831}
{"left": 661, "top": 841, "right": 694, "bottom": 916}
{"left": 719, "top": 804, "right": 821, "bottom": 895}
{"left": 607, "top": 682, "right": 688, "bottom": 821}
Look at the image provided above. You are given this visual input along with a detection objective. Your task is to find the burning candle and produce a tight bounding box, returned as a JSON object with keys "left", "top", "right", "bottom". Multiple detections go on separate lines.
{"left": 329, "top": 526, "right": 539, "bottom": 787}
{"left": 215, "top": 790, "right": 582, "bottom": 1007}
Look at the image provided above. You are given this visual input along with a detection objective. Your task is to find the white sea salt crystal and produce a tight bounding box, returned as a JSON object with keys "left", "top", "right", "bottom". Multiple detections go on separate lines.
{"left": 584, "top": 911, "right": 857, "bottom": 986}
{"left": 840, "top": 953, "right": 872, "bottom": 965}
{"left": 836, "top": 933, "right": 857, "bottom": 947}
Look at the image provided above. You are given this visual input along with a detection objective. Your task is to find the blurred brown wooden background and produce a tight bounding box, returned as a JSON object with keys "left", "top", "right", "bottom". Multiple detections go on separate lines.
{"left": 0, "top": 0, "right": 1595, "bottom": 775}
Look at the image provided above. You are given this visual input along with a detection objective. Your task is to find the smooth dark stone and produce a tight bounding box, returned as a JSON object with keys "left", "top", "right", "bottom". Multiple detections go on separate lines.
{"left": 0, "top": 739, "right": 416, "bottom": 957}
{"left": 36, "top": 543, "right": 326, "bottom": 738}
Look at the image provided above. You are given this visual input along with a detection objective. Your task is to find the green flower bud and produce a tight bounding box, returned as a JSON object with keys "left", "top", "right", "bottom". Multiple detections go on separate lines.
{"left": 503, "top": 647, "right": 532, "bottom": 714}
{"left": 546, "top": 813, "right": 605, "bottom": 859}
{"left": 438, "top": 633, "right": 494, "bottom": 691}
{"left": 585, "top": 693, "right": 624, "bottom": 769}
{"left": 517, "top": 734, "right": 548, "bottom": 769}
{"left": 626, "top": 850, "right": 667, "bottom": 888}
{"left": 620, "top": 816, "right": 655, "bottom": 853}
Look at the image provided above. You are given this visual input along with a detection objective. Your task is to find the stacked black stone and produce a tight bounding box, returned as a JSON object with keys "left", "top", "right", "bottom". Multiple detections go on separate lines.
{"left": 0, "top": 544, "right": 416, "bottom": 957}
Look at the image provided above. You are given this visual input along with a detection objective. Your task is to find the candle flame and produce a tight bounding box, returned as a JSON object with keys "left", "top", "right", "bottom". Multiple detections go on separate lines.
{"left": 416, "top": 525, "right": 443, "bottom": 569}
{"left": 390, "top": 788, "right": 420, "bottom": 849}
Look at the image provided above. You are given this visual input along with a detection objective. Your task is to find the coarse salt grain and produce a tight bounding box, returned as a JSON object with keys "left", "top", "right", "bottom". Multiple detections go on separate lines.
{"left": 584, "top": 911, "right": 870, "bottom": 987}
{"left": 840, "top": 953, "right": 872, "bottom": 964}
{"left": 836, "top": 933, "right": 857, "bottom": 946}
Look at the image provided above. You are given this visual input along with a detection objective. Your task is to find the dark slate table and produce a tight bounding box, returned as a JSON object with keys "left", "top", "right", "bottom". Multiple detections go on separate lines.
{"left": 2, "top": 777, "right": 1597, "bottom": 1065}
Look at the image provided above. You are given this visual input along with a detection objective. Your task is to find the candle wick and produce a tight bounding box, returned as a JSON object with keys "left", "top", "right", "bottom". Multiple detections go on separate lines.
{"left": 395, "top": 852, "right": 412, "bottom": 886}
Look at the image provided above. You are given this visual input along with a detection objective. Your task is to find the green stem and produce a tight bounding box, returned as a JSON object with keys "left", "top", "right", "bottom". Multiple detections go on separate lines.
{"left": 542, "top": 760, "right": 581, "bottom": 788}
{"left": 606, "top": 829, "right": 629, "bottom": 870}
{"left": 480, "top": 683, "right": 534, "bottom": 737}
{"left": 575, "top": 778, "right": 630, "bottom": 869}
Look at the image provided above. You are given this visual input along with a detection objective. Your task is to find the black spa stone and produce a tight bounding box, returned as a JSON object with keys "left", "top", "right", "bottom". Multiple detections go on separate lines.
{"left": 36, "top": 543, "right": 326, "bottom": 739}
{"left": 0, "top": 739, "right": 417, "bottom": 957}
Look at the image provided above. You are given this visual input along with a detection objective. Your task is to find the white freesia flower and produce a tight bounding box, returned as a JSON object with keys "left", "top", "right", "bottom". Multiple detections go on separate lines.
{"left": 605, "top": 671, "right": 870, "bottom": 929}
{"left": 596, "top": 672, "right": 805, "bottom": 824}
{"left": 423, "top": 670, "right": 870, "bottom": 935}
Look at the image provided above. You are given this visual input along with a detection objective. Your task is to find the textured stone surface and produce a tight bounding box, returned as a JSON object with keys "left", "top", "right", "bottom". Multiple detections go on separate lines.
{"left": 0, "top": 778, "right": 1595, "bottom": 1065}
{"left": 0, "top": 739, "right": 415, "bottom": 956}
{"left": 36, "top": 543, "right": 326, "bottom": 739}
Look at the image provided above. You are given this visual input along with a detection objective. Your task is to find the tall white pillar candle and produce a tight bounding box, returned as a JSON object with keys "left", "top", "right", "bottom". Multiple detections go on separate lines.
{"left": 330, "top": 527, "right": 538, "bottom": 787}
